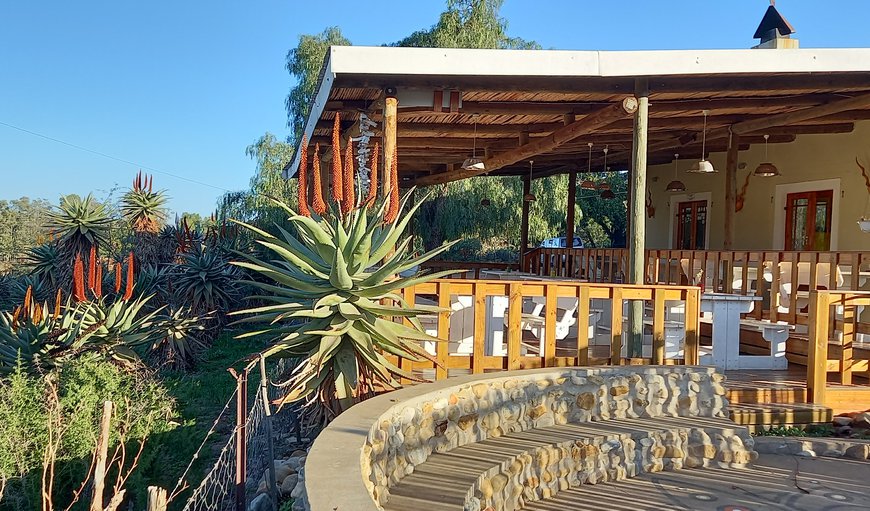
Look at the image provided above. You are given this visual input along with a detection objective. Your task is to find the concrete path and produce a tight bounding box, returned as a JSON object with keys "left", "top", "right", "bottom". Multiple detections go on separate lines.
{"left": 525, "top": 454, "right": 870, "bottom": 511}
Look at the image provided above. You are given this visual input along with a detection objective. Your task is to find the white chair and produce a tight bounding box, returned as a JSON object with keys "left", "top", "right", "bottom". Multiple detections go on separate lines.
{"left": 776, "top": 262, "right": 844, "bottom": 314}
{"left": 417, "top": 295, "right": 474, "bottom": 355}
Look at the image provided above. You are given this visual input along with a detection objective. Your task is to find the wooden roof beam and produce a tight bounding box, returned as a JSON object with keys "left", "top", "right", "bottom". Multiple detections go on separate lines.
{"left": 411, "top": 97, "right": 639, "bottom": 186}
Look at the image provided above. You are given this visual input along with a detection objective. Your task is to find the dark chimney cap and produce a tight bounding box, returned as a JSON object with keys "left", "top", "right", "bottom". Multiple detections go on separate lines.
{"left": 754, "top": 2, "right": 796, "bottom": 40}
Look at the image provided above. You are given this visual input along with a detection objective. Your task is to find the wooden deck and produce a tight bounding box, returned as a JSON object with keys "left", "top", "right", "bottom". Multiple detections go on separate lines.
{"left": 724, "top": 368, "right": 870, "bottom": 415}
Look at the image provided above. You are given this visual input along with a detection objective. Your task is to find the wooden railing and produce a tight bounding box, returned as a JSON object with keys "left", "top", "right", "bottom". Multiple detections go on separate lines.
{"left": 391, "top": 279, "right": 701, "bottom": 381}
{"left": 807, "top": 290, "right": 870, "bottom": 404}
{"left": 524, "top": 248, "right": 870, "bottom": 327}
{"left": 421, "top": 260, "right": 519, "bottom": 279}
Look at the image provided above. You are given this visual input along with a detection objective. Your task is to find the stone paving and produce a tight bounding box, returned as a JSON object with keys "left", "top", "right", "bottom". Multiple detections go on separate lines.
{"left": 524, "top": 453, "right": 870, "bottom": 511}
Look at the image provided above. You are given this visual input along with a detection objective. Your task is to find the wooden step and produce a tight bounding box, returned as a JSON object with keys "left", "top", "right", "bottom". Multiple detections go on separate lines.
{"left": 726, "top": 385, "right": 806, "bottom": 405}
{"left": 729, "top": 402, "right": 832, "bottom": 429}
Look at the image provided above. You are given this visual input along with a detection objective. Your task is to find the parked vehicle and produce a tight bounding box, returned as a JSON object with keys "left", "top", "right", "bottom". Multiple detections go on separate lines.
{"left": 540, "top": 236, "right": 584, "bottom": 249}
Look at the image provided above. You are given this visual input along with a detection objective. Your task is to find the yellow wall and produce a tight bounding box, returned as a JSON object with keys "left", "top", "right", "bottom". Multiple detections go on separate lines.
{"left": 645, "top": 120, "right": 870, "bottom": 251}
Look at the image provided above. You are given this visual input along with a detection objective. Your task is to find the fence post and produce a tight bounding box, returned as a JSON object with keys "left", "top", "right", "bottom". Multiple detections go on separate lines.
{"left": 90, "top": 400, "right": 113, "bottom": 511}
{"left": 259, "top": 356, "right": 279, "bottom": 510}
{"left": 230, "top": 369, "right": 248, "bottom": 511}
{"left": 146, "top": 486, "right": 167, "bottom": 511}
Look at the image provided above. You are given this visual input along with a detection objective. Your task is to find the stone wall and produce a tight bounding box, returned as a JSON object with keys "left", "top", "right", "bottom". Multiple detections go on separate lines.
{"left": 304, "top": 366, "right": 755, "bottom": 511}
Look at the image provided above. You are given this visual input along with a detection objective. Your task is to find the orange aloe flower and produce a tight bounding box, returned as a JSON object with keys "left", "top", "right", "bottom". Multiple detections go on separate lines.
{"left": 123, "top": 252, "right": 134, "bottom": 301}
{"left": 311, "top": 144, "right": 327, "bottom": 215}
{"left": 87, "top": 245, "right": 96, "bottom": 291}
{"left": 297, "top": 136, "right": 310, "bottom": 217}
{"left": 114, "top": 262, "right": 122, "bottom": 293}
{"left": 54, "top": 289, "right": 62, "bottom": 319}
{"left": 330, "top": 113, "right": 343, "bottom": 204}
{"left": 341, "top": 140, "right": 355, "bottom": 214}
{"left": 364, "top": 142, "right": 379, "bottom": 207}
{"left": 94, "top": 263, "right": 103, "bottom": 299}
{"left": 385, "top": 146, "right": 400, "bottom": 223}
{"left": 73, "top": 254, "right": 87, "bottom": 302}
{"left": 22, "top": 285, "right": 32, "bottom": 314}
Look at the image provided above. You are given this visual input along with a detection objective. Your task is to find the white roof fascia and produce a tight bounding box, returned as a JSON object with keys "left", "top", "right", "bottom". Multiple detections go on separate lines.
{"left": 327, "top": 46, "right": 870, "bottom": 78}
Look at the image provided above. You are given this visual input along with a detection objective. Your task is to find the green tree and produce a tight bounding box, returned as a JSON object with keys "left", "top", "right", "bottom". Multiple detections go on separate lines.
{"left": 285, "top": 27, "right": 351, "bottom": 138}
{"left": 0, "top": 198, "right": 53, "bottom": 273}
{"left": 393, "top": 0, "right": 540, "bottom": 49}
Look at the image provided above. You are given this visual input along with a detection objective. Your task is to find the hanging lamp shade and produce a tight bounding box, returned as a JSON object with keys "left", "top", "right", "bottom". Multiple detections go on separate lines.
{"left": 688, "top": 110, "right": 717, "bottom": 173}
{"left": 754, "top": 162, "right": 780, "bottom": 177}
{"left": 480, "top": 198, "right": 491, "bottom": 207}
{"left": 666, "top": 153, "right": 686, "bottom": 192}
{"left": 580, "top": 180, "right": 597, "bottom": 190}
{"left": 600, "top": 189, "right": 616, "bottom": 200}
{"left": 754, "top": 134, "right": 780, "bottom": 177}
{"left": 461, "top": 157, "right": 485, "bottom": 171}
{"left": 524, "top": 160, "right": 537, "bottom": 202}
{"left": 688, "top": 159, "right": 718, "bottom": 174}
{"left": 597, "top": 182, "right": 611, "bottom": 191}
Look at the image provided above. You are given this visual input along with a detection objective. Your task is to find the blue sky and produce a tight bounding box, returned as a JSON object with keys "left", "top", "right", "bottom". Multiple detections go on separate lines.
{"left": 2, "top": 1, "right": 868, "bottom": 215}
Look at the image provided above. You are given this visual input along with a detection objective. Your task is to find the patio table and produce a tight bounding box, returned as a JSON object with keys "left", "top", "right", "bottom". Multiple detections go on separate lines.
{"left": 700, "top": 293, "right": 790, "bottom": 370}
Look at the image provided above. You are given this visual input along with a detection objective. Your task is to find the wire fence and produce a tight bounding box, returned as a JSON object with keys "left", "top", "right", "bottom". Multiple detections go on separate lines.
{"left": 173, "top": 356, "right": 300, "bottom": 511}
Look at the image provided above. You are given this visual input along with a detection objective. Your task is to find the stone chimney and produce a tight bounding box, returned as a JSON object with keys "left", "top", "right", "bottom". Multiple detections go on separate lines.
{"left": 752, "top": 1, "right": 799, "bottom": 49}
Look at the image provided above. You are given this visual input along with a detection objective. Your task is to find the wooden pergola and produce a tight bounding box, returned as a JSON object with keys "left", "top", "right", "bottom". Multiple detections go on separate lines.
{"left": 287, "top": 46, "right": 870, "bottom": 353}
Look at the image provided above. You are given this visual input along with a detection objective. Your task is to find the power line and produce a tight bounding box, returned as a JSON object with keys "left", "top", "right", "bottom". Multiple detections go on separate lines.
{"left": 0, "top": 120, "right": 235, "bottom": 193}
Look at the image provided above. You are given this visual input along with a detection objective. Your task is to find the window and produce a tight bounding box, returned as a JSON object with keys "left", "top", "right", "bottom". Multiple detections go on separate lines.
{"left": 674, "top": 200, "right": 707, "bottom": 250}
{"left": 785, "top": 190, "right": 833, "bottom": 251}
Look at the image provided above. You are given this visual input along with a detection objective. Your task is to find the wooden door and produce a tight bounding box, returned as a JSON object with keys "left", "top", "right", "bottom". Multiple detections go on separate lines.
{"left": 785, "top": 190, "right": 833, "bottom": 251}
{"left": 674, "top": 200, "right": 707, "bottom": 250}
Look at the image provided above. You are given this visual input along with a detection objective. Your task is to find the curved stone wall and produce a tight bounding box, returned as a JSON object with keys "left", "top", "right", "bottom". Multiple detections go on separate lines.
{"left": 303, "top": 366, "right": 752, "bottom": 511}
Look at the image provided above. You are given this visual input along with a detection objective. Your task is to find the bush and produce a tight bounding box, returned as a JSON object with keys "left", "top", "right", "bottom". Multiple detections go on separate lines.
{"left": 0, "top": 360, "right": 176, "bottom": 510}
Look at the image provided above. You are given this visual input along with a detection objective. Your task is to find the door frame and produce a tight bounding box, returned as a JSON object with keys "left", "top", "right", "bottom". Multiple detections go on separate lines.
{"left": 773, "top": 179, "right": 840, "bottom": 250}
{"left": 668, "top": 192, "right": 712, "bottom": 250}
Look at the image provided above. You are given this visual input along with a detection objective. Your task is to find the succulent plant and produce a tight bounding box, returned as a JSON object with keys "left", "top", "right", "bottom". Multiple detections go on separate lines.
{"left": 46, "top": 194, "right": 113, "bottom": 255}
{"left": 173, "top": 244, "right": 241, "bottom": 315}
{"left": 149, "top": 306, "right": 209, "bottom": 369}
{"left": 121, "top": 171, "right": 168, "bottom": 234}
{"left": 24, "top": 243, "right": 63, "bottom": 289}
{"left": 231, "top": 190, "right": 457, "bottom": 415}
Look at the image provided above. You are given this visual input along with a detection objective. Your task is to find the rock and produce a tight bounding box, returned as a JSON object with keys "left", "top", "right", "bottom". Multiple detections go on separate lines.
{"left": 851, "top": 412, "right": 870, "bottom": 429}
{"left": 833, "top": 416, "right": 853, "bottom": 427}
{"left": 795, "top": 450, "right": 816, "bottom": 457}
{"left": 274, "top": 463, "right": 296, "bottom": 483}
{"left": 833, "top": 425, "right": 853, "bottom": 437}
{"left": 248, "top": 493, "right": 271, "bottom": 511}
{"left": 280, "top": 474, "right": 299, "bottom": 495}
{"left": 845, "top": 444, "right": 870, "bottom": 460}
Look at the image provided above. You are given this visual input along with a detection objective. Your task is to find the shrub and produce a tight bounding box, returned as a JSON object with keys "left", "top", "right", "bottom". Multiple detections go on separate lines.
{"left": 0, "top": 360, "right": 176, "bottom": 510}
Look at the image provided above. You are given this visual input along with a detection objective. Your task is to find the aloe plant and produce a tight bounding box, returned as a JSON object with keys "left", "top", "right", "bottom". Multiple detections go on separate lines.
{"left": 231, "top": 189, "right": 457, "bottom": 417}
{"left": 46, "top": 194, "right": 113, "bottom": 255}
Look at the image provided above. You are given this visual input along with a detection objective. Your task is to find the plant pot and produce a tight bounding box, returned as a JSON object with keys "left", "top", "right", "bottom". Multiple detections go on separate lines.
{"left": 859, "top": 218, "right": 870, "bottom": 233}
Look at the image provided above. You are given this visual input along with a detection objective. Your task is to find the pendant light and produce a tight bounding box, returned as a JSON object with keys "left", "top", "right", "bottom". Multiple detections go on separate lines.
{"left": 580, "top": 142, "right": 597, "bottom": 189}
{"left": 666, "top": 153, "right": 686, "bottom": 192}
{"left": 599, "top": 146, "right": 613, "bottom": 198}
{"left": 523, "top": 160, "right": 537, "bottom": 202}
{"left": 754, "top": 134, "right": 781, "bottom": 177}
{"left": 461, "top": 114, "right": 485, "bottom": 171}
{"left": 688, "top": 110, "right": 717, "bottom": 174}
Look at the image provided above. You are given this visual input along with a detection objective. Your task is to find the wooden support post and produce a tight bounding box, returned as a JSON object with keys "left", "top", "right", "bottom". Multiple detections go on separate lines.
{"left": 508, "top": 283, "right": 523, "bottom": 370}
{"left": 436, "top": 281, "right": 450, "bottom": 380}
{"left": 724, "top": 129, "right": 739, "bottom": 250}
{"left": 807, "top": 291, "right": 831, "bottom": 405}
{"left": 382, "top": 87, "right": 398, "bottom": 199}
{"left": 520, "top": 176, "right": 531, "bottom": 271}
{"left": 90, "top": 400, "right": 113, "bottom": 511}
{"left": 566, "top": 169, "right": 577, "bottom": 276}
{"left": 628, "top": 79, "right": 649, "bottom": 358}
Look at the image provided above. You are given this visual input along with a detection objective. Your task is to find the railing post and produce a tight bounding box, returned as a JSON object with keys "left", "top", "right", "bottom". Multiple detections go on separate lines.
{"left": 684, "top": 288, "right": 700, "bottom": 365}
{"left": 231, "top": 369, "right": 248, "bottom": 511}
{"left": 436, "top": 281, "right": 450, "bottom": 380}
{"left": 472, "top": 281, "right": 486, "bottom": 374}
{"left": 652, "top": 288, "right": 666, "bottom": 365}
{"left": 807, "top": 290, "right": 831, "bottom": 405}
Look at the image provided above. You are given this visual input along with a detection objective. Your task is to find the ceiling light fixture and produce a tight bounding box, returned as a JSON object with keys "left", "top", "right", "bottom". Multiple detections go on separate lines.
{"left": 524, "top": 160, "right": 537, "bottom": 202}
{"left": 688, "top": 110, "right": 718, "bottom": 174}
{"left": 666, "top": 153, "right": 686, "bottom": 192}
{"left": 581, "top": 142, "right": 597, "bottom": 189}
{"left": 754, "top": 134, "right": 781, "bottom": 177}
{"left": 461, "top": 114, "right": 485, "bottom": 171}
